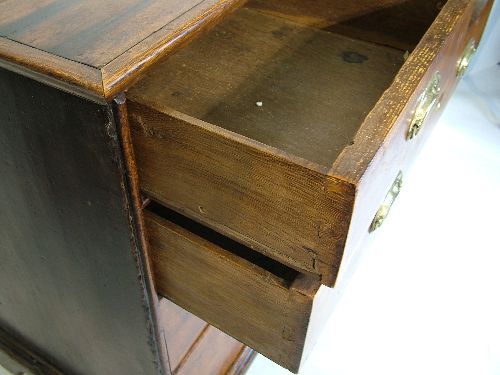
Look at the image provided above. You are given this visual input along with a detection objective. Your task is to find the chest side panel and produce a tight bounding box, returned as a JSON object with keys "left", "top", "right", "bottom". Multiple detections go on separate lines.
{"left": 0, "top": 68, "right": 162, "bottom": 374}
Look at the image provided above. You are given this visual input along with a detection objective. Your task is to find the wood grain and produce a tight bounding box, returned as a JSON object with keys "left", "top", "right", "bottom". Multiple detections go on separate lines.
{"left": 0, "top": 0, "right": 209, "bottom": 67}
{"left": 0, "top": 0, "right": 243, "bottom": 100}
{"left": 146, "top": 209, "right": 327, "bottom": 372}
{"left": 0, "top": 37, "right": 103, "bottom": 102}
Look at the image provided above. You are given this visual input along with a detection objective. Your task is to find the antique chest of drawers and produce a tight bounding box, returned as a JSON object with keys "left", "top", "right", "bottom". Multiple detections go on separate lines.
{"left": 0, "top": 0, "right": 493, "bottom": 374}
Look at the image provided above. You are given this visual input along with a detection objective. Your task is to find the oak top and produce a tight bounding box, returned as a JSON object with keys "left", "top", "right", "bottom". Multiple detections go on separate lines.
{"left": 0, "top": 0, "right": 240, "bottom": 101}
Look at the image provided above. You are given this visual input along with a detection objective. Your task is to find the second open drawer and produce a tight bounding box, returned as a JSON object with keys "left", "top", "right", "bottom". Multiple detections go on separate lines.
{"left": 145, "top": 204, "right": 335, "bottom": 373}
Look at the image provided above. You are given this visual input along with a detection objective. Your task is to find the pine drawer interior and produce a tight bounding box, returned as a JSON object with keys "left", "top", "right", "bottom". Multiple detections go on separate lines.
{"left": 129, "top": 1, "right": 443, "bottom": 167}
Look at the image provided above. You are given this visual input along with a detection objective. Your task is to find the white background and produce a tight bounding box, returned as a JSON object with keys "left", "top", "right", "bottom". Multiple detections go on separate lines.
{"left": 248, "top": 3, "right": 500, "bottom": 375}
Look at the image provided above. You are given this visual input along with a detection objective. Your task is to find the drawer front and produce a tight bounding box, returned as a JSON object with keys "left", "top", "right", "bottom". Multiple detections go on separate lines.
{"left": 334, "top": 0, "right": 494, "bottom": 268}
{"left": 146, "top": 207, "right": 333, "bottom": 373}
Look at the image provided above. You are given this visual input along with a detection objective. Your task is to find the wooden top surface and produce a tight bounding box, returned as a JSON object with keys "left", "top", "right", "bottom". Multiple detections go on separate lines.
{"left": 0, "top": 0, "right": 241, "bottom": 101}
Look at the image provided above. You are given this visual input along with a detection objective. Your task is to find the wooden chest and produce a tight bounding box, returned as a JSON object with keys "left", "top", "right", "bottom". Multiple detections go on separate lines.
{"left": 0, "top": 0, "right": 493, "bottom": 374}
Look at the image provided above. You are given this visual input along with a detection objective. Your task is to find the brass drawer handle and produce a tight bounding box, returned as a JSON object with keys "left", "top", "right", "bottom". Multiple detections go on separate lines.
{"left": 457, "top": 38, "right": 477, "bottom": 77}
{"left": 408, "top": 71, "right": 441, "bottom": 140}
{"left": 370, "top": 171, "right": 403, "bottom": 232}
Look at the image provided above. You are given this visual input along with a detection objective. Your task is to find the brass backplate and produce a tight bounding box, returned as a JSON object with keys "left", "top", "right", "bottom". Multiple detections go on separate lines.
{"left": 370, "top": 171, "right": 403, "bottom": 232}
{"left": 408, "top": 72, "right": 441, "bottom": 140}
{"left": 457, "top": 38, "right": 477, "bottom": 77}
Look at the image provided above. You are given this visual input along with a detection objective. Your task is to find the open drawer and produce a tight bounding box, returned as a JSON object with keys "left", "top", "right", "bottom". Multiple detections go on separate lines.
{"left": 146, "top": 203, "right": 334, "bottom": 373}
{"left": 128, "top": 0, "right": 493, "bottom": 286}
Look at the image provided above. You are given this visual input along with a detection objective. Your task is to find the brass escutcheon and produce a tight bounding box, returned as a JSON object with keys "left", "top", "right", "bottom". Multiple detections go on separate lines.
{"left": 369, "top": 171, "right": 403, "bottom": 233}
{"left": 457, "top": 38, "right": 477, "bottom": 77}
{"left": 407, "top": 71, "right": 441, "bottom": 140}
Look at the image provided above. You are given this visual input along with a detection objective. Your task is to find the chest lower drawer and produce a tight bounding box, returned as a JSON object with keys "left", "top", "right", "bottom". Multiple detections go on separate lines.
{"left": 146, "top": 204, "right": 334, "bottom": 373}
{"left": 128, "top": 0, "right": 492, "bottom": 287}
